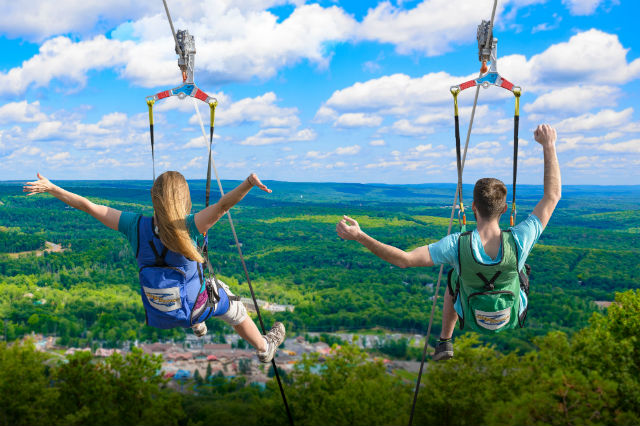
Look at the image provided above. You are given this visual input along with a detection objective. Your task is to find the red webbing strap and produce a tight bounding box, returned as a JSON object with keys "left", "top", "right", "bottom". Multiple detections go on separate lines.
{"left": 459, "top": 80, "right": 476, "bottom": 91}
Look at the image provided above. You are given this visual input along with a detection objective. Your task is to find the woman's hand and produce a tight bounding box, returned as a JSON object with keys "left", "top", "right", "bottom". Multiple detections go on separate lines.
{"left": 23, "top": 173, "right": 56, "bottom": 196}
{"left": 336, "top": 215, "right": 362, "bottom": 241}
{"left": 247, "top": 173, "right": 272, "bottom": 193}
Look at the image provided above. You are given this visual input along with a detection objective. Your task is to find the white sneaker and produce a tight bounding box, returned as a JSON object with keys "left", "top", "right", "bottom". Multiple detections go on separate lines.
{"left": 257, "top": 322, "right": 286, "bottom": 363}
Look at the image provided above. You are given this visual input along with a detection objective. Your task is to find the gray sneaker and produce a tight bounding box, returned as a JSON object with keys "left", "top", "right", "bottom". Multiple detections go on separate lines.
{"left": 257, "top": 322, "right": 286, "bottom": 363}
{"left": 433, "top": 340, "right": 454, "bottom": 361}
{"left": 192, "top": 322, "right": 207, "bottom": 337}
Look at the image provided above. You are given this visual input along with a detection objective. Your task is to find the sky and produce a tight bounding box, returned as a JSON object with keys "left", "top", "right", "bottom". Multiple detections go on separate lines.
{"left": 1, "top": 0, "right": 639, "bottom": 185}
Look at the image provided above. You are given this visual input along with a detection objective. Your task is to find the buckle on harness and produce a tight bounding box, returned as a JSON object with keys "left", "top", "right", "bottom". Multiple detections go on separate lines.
{"left": 476, "top": 271, "right": 502, "bottom": 291}
{"left": 206, "top": 277, "right": 221, "bottom": 304}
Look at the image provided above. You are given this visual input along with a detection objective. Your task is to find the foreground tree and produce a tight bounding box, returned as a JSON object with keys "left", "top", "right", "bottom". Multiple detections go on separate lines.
{"left": 263, "top": 344, "right": 413, "bottom": 426}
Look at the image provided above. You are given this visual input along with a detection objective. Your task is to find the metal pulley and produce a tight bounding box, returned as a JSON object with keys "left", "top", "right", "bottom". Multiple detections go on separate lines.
{"left": 477, "top": 19, "right": 493, "bottom": 63}
{"left": 176, "top": 29, "right": 196, "bottom": 84}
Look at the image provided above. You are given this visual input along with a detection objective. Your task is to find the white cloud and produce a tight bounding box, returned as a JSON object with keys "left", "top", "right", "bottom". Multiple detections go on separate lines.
{"left": 462, "top": 156, "right": 499, "bottom": 168}
{"left": 554, "top": 108, "right": 633, "bottom": 133}
{"left": 390, "top": 119, "right": 433, "bottom": 136}
{"left": 6, "top": 145, "right": 42, "bottom": 159}
{"left": 187, "top": 91, "right": 311, "bottom": 146}
{"left": 28, "top": 121, "right": 64, "bottom": 141}
{"left": 239, "top": 127, "right": 311, "bottom": 146}
{"left": 521, "top": 157, "right": 543, "bottom": 166}
{"left": 335, "top": 145, "right": 362, "bottom": 155}
{"left": 370, "top": 139, "right": 386, "bottom": 146}
{"left": 364, "top": 142, "right": 445, "bottom": 171}
{"left": 531, "top": 13, "right": 562, "bottom": 33}
{"left": 307, "top": 144, "right": 361, "bottom": 159}
{"left": 223, "top": 160, "right": 249, "bottom": 169}
{"left": 566, "top": 155, "right": 599, "bottom": 168}
{"left": 0, "top": 36, "right": 132, "bottom": 96}
{"left": 210, "top": 92, "right": 299, "bottom": 128}
{"left": 556, "top": 132, "right": 624, "bottom": 152}
{"left": 319, "top": 29, "right": 640, "bottom": 134}
{"left": 467, "top": 141, "right": 502, "bottom": 156}
{"left": 599, "top": 139, "right": 640, "bottom": 153}
{"left": 415, "top": 110, "right": 450, "bottom": 126}
{"left": 0, "top": 1, "right": 152, "bottom": 41}
{"left": 474, "top": 118, "right": 513, "bottom": 135}
{"left": 522, "top": 29, "right": 640, "bottom": 87}
{"left": 324, "top": 72, "right": 458, "bottom": 114}
{"left": 358, "top": 0, "right": 505, "bottom": 56}
{"left": 524, "top": 85, "right": 621, "bottom": 114}
{"left": 0, "top": 100, "right": 48, "bottom": 124}
{"left": 314, "top": 106, "right": 339, "bottom": 123}
{"left": 184, "top": 134, "right": 221, "bottom": 149}
{"left": 0, "top": 4, "right": 357, "bottom": 94}
{"left": 562, "top": 0, "right": 604, "bottom": 15}
{"left": 122, "top": 4, "right": 357, "bottom": 87}
{"left": 183, "top": 156, "right": 204, "bottom": 169}
{"left": 50, "top": 152, "right": 71, "bottom": 162}
{"left": 334, "top": 113, "right": 383, "bottom": 128}
{"left": 290, "top": 129, "right": 317, "bottom": 141}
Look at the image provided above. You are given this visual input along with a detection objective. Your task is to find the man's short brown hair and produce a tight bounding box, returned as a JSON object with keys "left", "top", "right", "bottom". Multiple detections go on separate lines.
{"left": 473, "top": 178, "right": 507, "bottom": 220}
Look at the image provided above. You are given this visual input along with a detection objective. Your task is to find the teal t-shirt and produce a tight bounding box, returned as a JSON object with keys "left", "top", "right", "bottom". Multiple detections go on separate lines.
{"left": 428, "top": 214, "right": 543, "bottom": 315}
{"left": 118, "top": 212, "right": 201, "bottom": 253}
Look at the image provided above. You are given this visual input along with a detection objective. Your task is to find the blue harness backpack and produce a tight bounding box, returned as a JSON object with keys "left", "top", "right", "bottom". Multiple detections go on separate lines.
{"left": 135, "top": 216, "right": 236, "bottom": 329}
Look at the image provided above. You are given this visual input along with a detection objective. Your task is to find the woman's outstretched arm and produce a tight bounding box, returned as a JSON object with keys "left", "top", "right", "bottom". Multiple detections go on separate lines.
{"left": 23, "top": 173, "right": 121, "bottom": 231}
{"left": 194, "top": 173, "right": 271, "bottom": 234}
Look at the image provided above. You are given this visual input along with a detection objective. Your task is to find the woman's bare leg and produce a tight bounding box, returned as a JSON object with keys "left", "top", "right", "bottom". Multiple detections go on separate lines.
{"left": 233, "top": 317, "right": 267, "bottom": 352}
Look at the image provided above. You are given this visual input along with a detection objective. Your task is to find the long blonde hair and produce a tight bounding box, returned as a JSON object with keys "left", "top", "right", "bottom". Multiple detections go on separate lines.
{"left": 151, "top": 171, "right": 204, "bottom": 263}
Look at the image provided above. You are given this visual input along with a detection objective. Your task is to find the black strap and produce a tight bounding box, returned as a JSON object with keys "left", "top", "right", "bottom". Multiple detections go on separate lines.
{"left": 148, "top": 241, "right": 169, "bottom": 267}
{"left": 476, "top": 271, "right": 502, "bottom": 291}
{"left": 512, "top": 114, "right": 519, "bottom": 214}
{"left": 454, "top": 114, "right": 464, "bottom": 214}
{"left": 150, "top": 124, "right": 155, "bottom": 181}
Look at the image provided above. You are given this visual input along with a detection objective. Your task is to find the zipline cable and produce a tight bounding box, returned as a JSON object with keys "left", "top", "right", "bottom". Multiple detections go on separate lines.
{"left": 162, "top": 0, "right": 183, "bottom": 57}
{"left": 192, "top": 99, "right": 294, "bottom": 426}
{"left": 407, "top": 1, "right": 498, "bottom": 424}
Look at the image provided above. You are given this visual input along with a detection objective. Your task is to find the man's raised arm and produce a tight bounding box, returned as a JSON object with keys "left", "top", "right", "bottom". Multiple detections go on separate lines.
{"left": 336, "top": 215, "right": 434, "bottom": 268}
{"left": 532, "top": 124, "right": 562, "bottom": 229}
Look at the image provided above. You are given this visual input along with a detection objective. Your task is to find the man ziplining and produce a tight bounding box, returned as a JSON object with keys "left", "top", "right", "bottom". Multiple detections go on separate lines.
{"left": 337, "top": 1, "right": 561, "bottom": 369}
{"left": 336, "top": 123, "right": 561, "bottom": 360}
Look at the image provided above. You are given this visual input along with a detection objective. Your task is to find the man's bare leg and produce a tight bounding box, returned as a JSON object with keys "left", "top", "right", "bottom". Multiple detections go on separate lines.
{"left": 440, "top": 289, "right": 458, "bottom": 340}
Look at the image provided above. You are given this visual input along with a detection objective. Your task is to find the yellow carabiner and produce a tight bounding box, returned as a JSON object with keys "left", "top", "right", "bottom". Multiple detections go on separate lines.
{"left": 513, "top": 88, "right": 521, "bottom": 117}
{"left": 146, "top": 99, "right": 155, "bottom": 125}
{"left": 209, "top": 100, "right": 217, "bottom": 128}
{"left": 450, "top": 86, "right": 460, "bottom": 116}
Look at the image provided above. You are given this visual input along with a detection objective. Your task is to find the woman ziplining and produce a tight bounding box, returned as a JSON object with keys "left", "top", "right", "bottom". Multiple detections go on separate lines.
{"left": 21, "top": 0, "right": 292, "bottom": 372}
{"left": 23, "top": 171, "right": 285, "bottom": 363}
{"left": 141, "top": 2, "right": 294, "bottom": 422}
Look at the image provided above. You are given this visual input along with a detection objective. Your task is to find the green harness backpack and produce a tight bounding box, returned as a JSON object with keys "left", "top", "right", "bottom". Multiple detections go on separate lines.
{"left": 448, "top": 230, "right": 530, "bottom": 333}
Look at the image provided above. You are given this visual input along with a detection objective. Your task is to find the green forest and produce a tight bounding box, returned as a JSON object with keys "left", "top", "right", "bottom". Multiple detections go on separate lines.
{"left": 0, "top": 180, "right": 639, "bottom": 425}
{"left": 2, "top": 290, "right": 639, "bottom": 425}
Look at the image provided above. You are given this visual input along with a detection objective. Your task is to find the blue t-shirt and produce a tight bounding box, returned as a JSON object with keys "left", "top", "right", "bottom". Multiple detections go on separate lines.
{"left": 428, "top": 214, "right": 543, "bottom": 315}
{"left": 118, "top": 212, "right": 201, "bottom": 254}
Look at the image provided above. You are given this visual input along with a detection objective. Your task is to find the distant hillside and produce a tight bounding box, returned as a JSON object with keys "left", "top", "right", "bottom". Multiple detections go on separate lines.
{"left": 0, "top": 180, "right": 638, "bottom": 352}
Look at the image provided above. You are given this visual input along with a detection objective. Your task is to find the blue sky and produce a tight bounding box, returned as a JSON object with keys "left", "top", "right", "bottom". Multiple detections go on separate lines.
{"left": 1, "top": 0, "right": 639, "bottom": 184}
